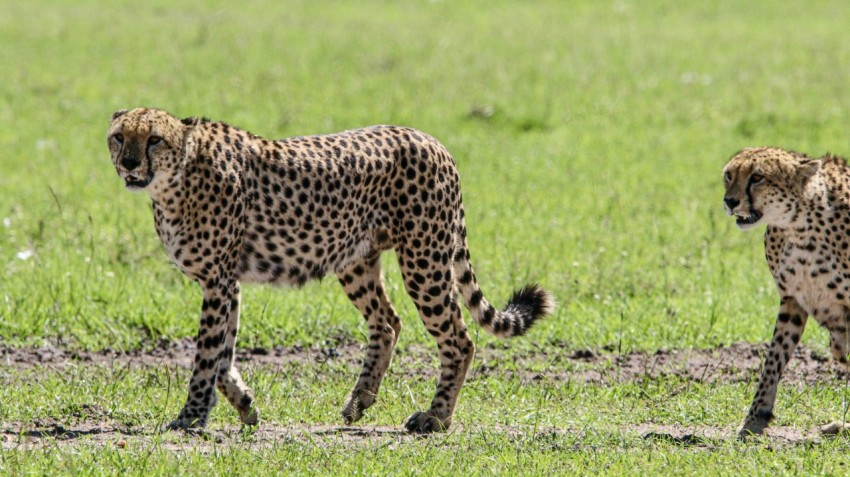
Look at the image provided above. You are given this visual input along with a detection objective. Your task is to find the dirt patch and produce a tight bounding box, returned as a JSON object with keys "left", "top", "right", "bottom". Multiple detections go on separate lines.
{"left": 0, "top": 337, "right": 364, "bottom": 371}
{"left": 544, "top": 341, "right": 843, "bottom": 386}
{"left": 0, "top": 340, "right": 846, "bottom": 386}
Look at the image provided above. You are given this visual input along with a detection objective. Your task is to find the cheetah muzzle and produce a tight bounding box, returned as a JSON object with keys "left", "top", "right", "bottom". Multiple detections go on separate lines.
{"left": 733, "top": 209, "right": 762, "bottom": 229}
{"left": 723, "top": 147, "right": 850, "bottom": 439}
{"left": 107, "top": 107, "right": 555, "bottom": 434}
{"left": 123, "top": 171, "right": 154, "bottom": 190}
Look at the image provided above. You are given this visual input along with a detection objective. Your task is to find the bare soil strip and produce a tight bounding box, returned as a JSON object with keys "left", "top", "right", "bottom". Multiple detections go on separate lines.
{"left": 0, "top": 419, "right": 830, "bottom": 451}
{"left": 1, "top": 339, "right": 844, "bottom": 385}
{"left": 551, "top": 341, "right": 844, "bottom": 386}
{"left": 1, "top": 419, "right": 421, "bottom": 451}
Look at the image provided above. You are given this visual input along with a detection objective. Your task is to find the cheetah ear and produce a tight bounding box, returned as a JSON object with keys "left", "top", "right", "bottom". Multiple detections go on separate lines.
{"left": 181, "top": 119, "right": 199, "bottom": 165}
{"left": 796, "top": 159, "right": 822, "bottom": 185}
{"left": 111, "top": 109, "right": 128, "bottom": 122}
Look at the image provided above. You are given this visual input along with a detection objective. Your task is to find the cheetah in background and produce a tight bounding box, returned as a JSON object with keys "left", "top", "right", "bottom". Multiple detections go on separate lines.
{"left": 724, "top": 147, "right": 850, "bottom": 438}
{"left": 107, "top": 108, "right": 554, "bottom": 433}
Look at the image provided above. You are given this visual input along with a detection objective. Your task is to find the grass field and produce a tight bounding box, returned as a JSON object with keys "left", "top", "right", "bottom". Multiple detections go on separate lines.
{"left": 3, "top": 0, "right": 850, "bottom": 474}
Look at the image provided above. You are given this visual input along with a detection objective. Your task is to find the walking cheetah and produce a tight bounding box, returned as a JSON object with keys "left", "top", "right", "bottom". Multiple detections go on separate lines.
{"left": 723, "top": 147, "right": 850, "bottom": 438}
{"left": 107, "top": 107, "right": 554, "bottom": 433}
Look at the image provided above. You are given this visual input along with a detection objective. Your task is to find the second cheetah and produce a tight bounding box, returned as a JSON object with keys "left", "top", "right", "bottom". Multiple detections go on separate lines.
{"left": 724, "top": 147, "right": 850, "bottom": 438}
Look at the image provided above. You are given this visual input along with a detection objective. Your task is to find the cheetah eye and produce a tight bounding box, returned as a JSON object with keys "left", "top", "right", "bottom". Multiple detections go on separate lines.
{"left": 750, "top": 174, "right": 765, "bottom": 185}
{"left": 723, "top": 171, "right": 732, "bottom": 183}
{"left": 148, "top": 136, "right": 163, "bottom": 147}
{"left": 113, "top": 133, "right": 124, "bottom": 145}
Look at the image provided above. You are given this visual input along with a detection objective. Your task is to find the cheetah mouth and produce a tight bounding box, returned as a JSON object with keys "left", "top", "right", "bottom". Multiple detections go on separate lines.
{"left": 124, "top": 172, "right": 153, "bottom": 190}
{"left": 735, "top": 210, "right": 763, "bottom": 229}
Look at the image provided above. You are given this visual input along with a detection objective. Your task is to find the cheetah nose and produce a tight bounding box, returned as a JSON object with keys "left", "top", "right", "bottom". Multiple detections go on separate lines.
{"left": 724, "top": 196, "right": 740, "bottom": 210}
{"left": 121, "top": 156, "right": 141, "bottom": 171}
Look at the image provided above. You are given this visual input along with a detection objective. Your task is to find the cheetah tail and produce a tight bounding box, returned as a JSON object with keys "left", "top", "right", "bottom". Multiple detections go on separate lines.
{"left": 452, "top": 239, "right": 554, "bottom": 339}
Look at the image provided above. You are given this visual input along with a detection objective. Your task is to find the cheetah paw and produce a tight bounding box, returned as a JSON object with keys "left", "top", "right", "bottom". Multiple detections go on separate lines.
{"left": 341, "top": 390, "right": 376, "bottom": 424}
{"left": 737, "top": 414, "right": 771, "bottom": 441}
{"left": 403, "top": 411, "right": 449, "bottom": 433}
{"left": 736, "top": 427, "right": 766, "bottom": 441}
{"left": 341, "top": 403, "right": 363, "bottom": 425}
{"left": 166, "top": 411, "right": 209, "bottom": 431}
{"left": 166, "top": 418, "right": 206, "bottom": 431}
{"left": 240, "top": 407, "right": 259, "bottom": 426}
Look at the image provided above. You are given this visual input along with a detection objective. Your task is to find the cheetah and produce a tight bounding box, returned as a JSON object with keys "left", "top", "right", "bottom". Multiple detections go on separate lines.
{"left": 723, "top": 147, "right": 850, "bottom": 439}
{"left": 107, "top": 108, "right": 554, "bottom": 433}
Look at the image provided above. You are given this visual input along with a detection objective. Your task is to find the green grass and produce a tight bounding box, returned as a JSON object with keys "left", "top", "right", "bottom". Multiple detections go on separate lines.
{"left": 2, "top": 359, "right": 850, "bottom": 476}
{"left": 3, "top": 0, "right": 850, "bottom": 474}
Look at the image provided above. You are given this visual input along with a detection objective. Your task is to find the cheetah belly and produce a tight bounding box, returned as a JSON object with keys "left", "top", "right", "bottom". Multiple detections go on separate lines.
{"left": 236, "top": 235, "right": 333, "bottom": 286}
{"left": 235, "top": 222, "right": 380, "bottom": 287}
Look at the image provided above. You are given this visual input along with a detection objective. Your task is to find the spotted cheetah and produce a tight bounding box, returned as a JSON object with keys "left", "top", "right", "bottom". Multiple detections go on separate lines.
{"left": 723, "top": 147, "right": 850, "bottom": 438}
{"left": 107, "top": 108, "right": 554, "bottom": 433}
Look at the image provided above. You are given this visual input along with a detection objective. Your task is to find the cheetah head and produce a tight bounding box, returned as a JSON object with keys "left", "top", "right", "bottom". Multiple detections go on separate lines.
{"left": 722, "top": 147, "right": 821, "bottom": 230}
{"left": 108, "top": 108, "right": 189, "bottom": 193}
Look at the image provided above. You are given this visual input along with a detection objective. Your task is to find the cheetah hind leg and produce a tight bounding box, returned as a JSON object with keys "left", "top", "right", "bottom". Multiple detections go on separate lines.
{"left": 401, "top": 293, "right": 474, "bottom": 433}
{"left": 396, "top": 247, "right": 475, "bottom": 433}
{"left": 215, "top": 281, "right": 259, "bottom": 426}
{"left": 337, "top": 256, "right": 402, "bottom": 424}
{"left": 820, "top": 321, "right": 850, "bottom": 437}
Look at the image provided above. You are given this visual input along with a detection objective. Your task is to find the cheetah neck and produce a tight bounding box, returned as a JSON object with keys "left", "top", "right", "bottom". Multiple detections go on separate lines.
{"left": 802, "top": 173, "right": 828, "bottom": 206}
{"left": 783, "top": 173, "right": 830, "bottom": 232}
{"left": 147, "top": 170, "right": 185, "bottom": 219}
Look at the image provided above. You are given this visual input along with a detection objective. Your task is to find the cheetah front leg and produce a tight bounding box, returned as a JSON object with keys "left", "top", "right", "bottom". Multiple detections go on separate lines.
{"left": 215, "top": 281, "right": 259, "bottom": 426}
{"left": 739, "top": 297, "right": 808, "bottom": 439}
{"left": 167, "top": 277, "right": 235, "bottom": 430}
